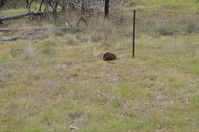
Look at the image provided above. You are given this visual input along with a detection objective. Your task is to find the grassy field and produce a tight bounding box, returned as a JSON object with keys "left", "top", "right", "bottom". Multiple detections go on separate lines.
{"left": 124, "top": 0, "right": 199, "bottom": 11}
{"left": 0, "top": 1, "right": 199, "bottom": 132}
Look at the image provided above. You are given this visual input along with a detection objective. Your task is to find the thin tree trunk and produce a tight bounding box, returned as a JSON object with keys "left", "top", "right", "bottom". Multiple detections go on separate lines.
{"left": 104, "top": 0, "right": 110, "bottom": 18}
{"left": 38, "top": 0, "right": 45, "bottom": 12}
{"left": 53, "top": 0, "right": 58, "bottom": 13}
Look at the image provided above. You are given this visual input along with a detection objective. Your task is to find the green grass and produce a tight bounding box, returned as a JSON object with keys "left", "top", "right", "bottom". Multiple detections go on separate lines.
{"left": 0, "top": 8, "right": 26, "bottom": 16}
{"left": 123, "top": 0, "right": 199, "bottom": 12}
{"left": 0, "top": 1, "right": 199, "bottom": 131}
{"left": 0, "top": 27, "right": 198, "bottom": 131}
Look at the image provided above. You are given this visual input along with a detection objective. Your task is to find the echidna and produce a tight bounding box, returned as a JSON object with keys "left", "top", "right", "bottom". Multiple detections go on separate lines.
{"left": 103, "top": 52, "right": 117, "bottom": 61}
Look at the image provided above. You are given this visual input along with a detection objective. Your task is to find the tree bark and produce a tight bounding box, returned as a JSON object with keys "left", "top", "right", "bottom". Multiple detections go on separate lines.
{"left": 104, "top": 0, "right": 110, "bottom": 18}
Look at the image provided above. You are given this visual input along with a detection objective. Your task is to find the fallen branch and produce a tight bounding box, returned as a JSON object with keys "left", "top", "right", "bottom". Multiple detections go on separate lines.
{"left": 0, "top": 36, "right": 19, "bottom": 41}
{"left": 0, "top": 11, "right": 61, "bottom": 22}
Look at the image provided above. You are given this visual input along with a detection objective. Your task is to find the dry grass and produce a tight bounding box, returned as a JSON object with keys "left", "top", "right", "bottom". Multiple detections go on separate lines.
{"left": 0, "top": 6, "right": 199, "bottom": 132}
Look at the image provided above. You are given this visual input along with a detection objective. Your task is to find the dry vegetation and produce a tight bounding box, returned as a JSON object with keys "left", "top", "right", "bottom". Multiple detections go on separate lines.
{"left": 0, "top": 0, "right": 199, "bottom": 131}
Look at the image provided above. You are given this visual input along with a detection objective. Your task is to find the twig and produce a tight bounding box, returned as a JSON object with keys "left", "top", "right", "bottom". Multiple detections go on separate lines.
{"left": 76, "top": 16, "right": 88, "bottom": 26}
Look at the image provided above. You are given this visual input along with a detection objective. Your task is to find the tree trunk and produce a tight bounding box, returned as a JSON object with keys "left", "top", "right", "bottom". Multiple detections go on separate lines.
{"left": 104, "top": 0, "right": 110, "bottom": 18}
{"left": 53, "top": 0, "right": 58, "bottom": 13}
{"left": 0, "top": 0, "right": 7, "bottom": 9}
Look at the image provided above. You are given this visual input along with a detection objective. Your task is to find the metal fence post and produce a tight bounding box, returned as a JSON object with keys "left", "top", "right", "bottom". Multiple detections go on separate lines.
{"left": 132, "top": 10, "right": 136, "bottom": 58}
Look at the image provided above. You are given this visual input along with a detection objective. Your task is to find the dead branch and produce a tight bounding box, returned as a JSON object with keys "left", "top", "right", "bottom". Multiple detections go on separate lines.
{"left": 0, "top": 11, "right": 60, "bottom": 22}
{"left": 76, "top": 16, "right": 88, "bottom": 26}
{"left": 0, "top": 36, "right": 19, "bottom": 41}
{"left": 120, "top": 0, "right": 126, "bottom": 7}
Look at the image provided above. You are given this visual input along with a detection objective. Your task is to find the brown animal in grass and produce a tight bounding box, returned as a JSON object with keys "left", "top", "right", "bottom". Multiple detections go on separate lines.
{"left": 103, "top": 52, "right": 117, "bottom": 61}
